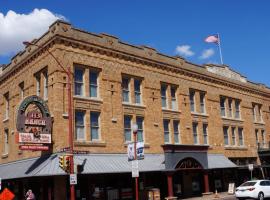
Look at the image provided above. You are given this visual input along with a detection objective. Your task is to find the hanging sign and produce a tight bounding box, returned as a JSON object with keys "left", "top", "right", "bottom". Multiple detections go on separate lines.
{"left": 16, "top": 96, "right": 52, "bottom": 151}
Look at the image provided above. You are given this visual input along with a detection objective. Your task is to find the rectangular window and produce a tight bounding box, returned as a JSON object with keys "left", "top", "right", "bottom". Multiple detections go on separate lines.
{"left": 173, "top": 121, "right": 180, "bottom": 144}
{"left": 171, "top": 87, "right": 177, "bottom": 110}
{"left": 231, "top": 127, "right": 236, "bottom": 146}
{"left": 200, "top": 92, "right": 205, "bottom": 113}
{"left": 161, "top": 85, "right": 167, "bottom": 108}
{"left": 4, "top": 93, "right": 9, "bottom": 120}
{"left": 220, "top": 97, "right": 226, "bottom": 117}
{"left": 252, "top": 104, "right": 256, "bottom": 121}
{"left": 19, "top": 82, "right": 24, "bottom": 100}
{"left": 122, "top": 78, "right": 130, "bottom": 103}
{"left": 124, "top": 116, "right": 132, "bottom": 142}
{"left": 192, "top": 122, "right": 199, "bottom": 144}
{"left": 223, "top": 126, "right": 229, "bottom": 145}
{"left": 4, "top": 129, "right": 9, "bottom": 154}
{"left": 75, "top": 111, "right": 85, "bottom": 140}
{"left": 203, "top": 124, "right": 208, "bottom": 145}
{"left": 163, "top": 120, "right": 170, "bottom": 143}
{"left": 36, "top": 75, "right": 41, "bottom": 96}
{"left": 134, "top": 79, "right": 142, "bottom": 104}
{"left": 261, "top": 130, "right": 265, "bottom": 148}
{"left": 43, "top": 71, "right": 48, "bottom": 100}
{"left": 255, "top": 129, "right": 259, "bottom": 146}
{"left": 235, "top": 100, "right": 240, "bottom": 119}
{"left": 190, "top": 90, "right": 195, "bottom": 112}
{"left": 90, "top": 112, "right": 100, "bottom": 141}
{"left": 228, "top": 98, "right": 232, "bottom": 118}
{"left": 89, "top": 71, "right": 98, "bottom": 98}
{"left": 238, "top": 128, "right": 244, "bottom": 146}
{"left": 136, "top": 117, "right": 144, "bottom": 142}
{"left": 74, "top": 68, "right": 84, "bottom": 96}
{"left": 259, "top": 105, "right": 263, "bottom": 122}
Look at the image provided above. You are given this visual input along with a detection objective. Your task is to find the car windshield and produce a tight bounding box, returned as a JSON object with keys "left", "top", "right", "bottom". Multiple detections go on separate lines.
{"left": 240, "top": 181, "right": 257, "bottom": 186}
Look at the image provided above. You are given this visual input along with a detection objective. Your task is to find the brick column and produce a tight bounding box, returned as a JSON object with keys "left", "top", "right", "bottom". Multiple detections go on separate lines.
{"left": 166, "top": 172, "right": 174, "bottom": 197}
{"left": 204, "top": 171, "right": 210, "bottom": 193}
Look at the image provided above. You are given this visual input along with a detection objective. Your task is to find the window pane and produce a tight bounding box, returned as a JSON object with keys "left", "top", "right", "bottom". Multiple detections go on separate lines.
{"left": 228, "top": 99, "right": 232, "bottom": 117}
{"left": 200, "top": 93, "right": 205, "bottom": 113}
{"left": 173, "top": 121, "right": 179, "bottom": 144}
{"left": 91, "top": 112, "right": 99, "bottom": 140}
{"left": 90, "top": 71, "right": 98, "bottom": 97}
{"left": 136, "top": 117, "right": 144, "bottom": 142}
{"left": 223, "top": 127, "right": 229, "bottom": 145}
{"left": 232, "top": 127, "right": 236, "bottom": 146}
{"left": 76, "top": 127, "right": 85, "bottom": 140}
{"left": 75, "top": 111, "right": 85, "bottom": 140}
{"left": 163, "top": 120, "right": 170, "bottom": 143}
{"left": 235, "top": 100, "right": 240, "bottom": 119}
{"left": 75, "top": 68, "right": 84, "bottom": 96}
{"left": 190, "top": 91, "right": 195, "bottom": 112}
{"left": 124, "top": 116, "right": 131, "bottom": 142}
{"left": 75, "top": 68, "right": 84, "bottom": 82}
{"left": 192, "top": 123, "right": 198, "bottom": 144}
{"left": 75, "top": 112, "right": 84, "bottom": 126}
{"left": 122, "top": 78, "right": 130, "bottom": 102}
{"left": 91, "top": 128, "right": 99, "bottom": 140}
{"left": 238, "top": 128, "right": 243, "bottom": 146}
{"left": 161, "top": 85, "right": 167, "bottom": 108}
{"left": 203, "top": 124, "right": 208, "bottom": 145}
{"left": 220, "top": 97, "right": 226, "bottom": 116}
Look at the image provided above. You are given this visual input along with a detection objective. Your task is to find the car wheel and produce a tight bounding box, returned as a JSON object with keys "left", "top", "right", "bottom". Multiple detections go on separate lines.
{"left": 258, "top": 192, "right": 264, "bottom": 200}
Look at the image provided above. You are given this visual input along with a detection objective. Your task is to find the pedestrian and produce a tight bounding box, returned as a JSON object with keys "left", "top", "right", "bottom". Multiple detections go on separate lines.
{"left": 25, "top": 189, "right": 36, "bottom": 200}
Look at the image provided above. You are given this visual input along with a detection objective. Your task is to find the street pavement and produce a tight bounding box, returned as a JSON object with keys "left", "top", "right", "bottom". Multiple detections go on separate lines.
{"left": 179, "top": 192, "right": 245, "bottom": 200}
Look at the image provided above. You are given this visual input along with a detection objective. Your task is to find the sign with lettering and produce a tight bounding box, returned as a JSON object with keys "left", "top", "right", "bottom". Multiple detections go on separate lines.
{"left": 228, "top": 183, "right": 235, "bottom": 194}
{"left": 16, "top": 96, "right": 52, "bottom": 151}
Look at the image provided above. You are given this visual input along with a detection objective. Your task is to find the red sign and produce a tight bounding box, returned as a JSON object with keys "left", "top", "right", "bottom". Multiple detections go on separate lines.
{"left": 0, "top": 188, "right": 15, "bottom": 200}
{"left": 19, "top": 145, "right": 49, "bottom": 151}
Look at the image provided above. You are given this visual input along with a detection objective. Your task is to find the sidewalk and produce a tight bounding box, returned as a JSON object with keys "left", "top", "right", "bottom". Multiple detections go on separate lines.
{"left": 180, "top": 192, "right": 235, "bottom": 200}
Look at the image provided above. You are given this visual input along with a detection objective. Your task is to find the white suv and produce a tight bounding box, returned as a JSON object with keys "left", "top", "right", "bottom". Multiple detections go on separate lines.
{"left": 235, "top": 180, "right": 270, "bottom": 200}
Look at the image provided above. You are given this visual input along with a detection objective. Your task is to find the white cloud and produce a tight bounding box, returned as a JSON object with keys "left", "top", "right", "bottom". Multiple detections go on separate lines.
{"left": 175, "top": 45, "right": 195, "bottom": 57}
{"left": 199, "top": 48, "right": 215, "bottom": 59}
{"left": 0, "top": 9, "right": 65, "bottom": 56}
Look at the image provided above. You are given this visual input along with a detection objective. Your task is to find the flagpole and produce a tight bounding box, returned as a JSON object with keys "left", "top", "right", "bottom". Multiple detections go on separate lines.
{"left": 217, "top": 33, "right": 224, "bottom": 65}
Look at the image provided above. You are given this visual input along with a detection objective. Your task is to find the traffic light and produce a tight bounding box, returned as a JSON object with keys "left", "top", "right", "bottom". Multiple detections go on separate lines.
{"left": 64, "top": 155, "right": 71, "bottom": 173}
{"left": 59, "top": 155, "right": 65, "bottom": 170}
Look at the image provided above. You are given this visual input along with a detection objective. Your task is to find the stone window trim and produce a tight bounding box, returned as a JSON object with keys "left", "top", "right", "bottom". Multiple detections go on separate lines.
{"left": 122, "top": 75, "right": 144, "bottom": 105}
{"left": 161, "top": 82, "right": 178, "bottom": 111}
{"left": 252, "top": 103, "right": 264, "bottom": 123}
{"left": 123, "top": 114, "right": 145, "bottom": 143}
{"left": 189, "top": 89, "right": 207, "bottom": 115}
{"left": 220, "top": 96, "right": 241, "bottom": 120}
{"left": 34, "top": 67, "right": 48, "bottom": 99}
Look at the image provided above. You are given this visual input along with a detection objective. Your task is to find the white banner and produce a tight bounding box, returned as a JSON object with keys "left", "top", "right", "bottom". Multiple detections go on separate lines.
{"left": 18, "top": 133, "right": 51, "bottom": 144}
{"left": 127, "top": 142, "right": 144, "bottom": 161}
{"left": 132, "top": 160, "right": 139, "bottom": 177}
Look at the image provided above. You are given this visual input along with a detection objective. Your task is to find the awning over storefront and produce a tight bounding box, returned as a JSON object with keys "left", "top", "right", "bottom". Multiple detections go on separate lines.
{"left": 0, "top": 153, "right": 165, "bottom": 180}
{"left": 207, "top": 154, "right": 237, "bottom": 169}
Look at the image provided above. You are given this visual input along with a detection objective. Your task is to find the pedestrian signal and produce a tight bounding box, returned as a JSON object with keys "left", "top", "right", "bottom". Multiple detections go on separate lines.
{"left": 59, "top": 155, "right": 65, "bottom": 170}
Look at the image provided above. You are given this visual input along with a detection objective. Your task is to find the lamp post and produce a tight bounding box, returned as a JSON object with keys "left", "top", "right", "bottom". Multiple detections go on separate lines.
{"left": 132, "top": 123, "right": 139, "bottom": 200}
{"left": 23, "top": 41, "right": 75, "bottom": 200}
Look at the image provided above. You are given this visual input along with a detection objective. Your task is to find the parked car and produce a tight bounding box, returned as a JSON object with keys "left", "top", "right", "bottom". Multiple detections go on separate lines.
{"left": 235, "top": 180, "right": 270, "bottom": 200}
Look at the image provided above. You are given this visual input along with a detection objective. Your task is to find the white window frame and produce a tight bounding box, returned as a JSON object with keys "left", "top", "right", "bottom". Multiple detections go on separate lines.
{"left": 220, "top": 97, "right": 226, "bottom": 117}
{"left": 203, "top": 123, "right": 208, "bottom": 145}
{"left": 163, "top": 119, "right": 170, "bottom": 143}
{"left": 231, "top": 127, "right": 236, "bottom": 146}
{"left": 122, "top": 77, "right": 130, "bottom": 103}
{"left": 124, "top": 115, "right": 132, "bottom": 142}
{"left": 223, "top": 126, "right": 229, "bottom": 146}
{"left": 74, "top": 67, "right": 85, "bottom": 96}
{"left": 90, "top": 112, "right": 100, "bottom": 141}
{"left": 134, "top": 79, "right": 142, "bottom": 105}
{"left": 190, "top": 90, "right": 196, "bottom": 112}
{"left": 235, "top": 100, "right": 241, "bottom": 119}
{"left": 161, "top": 84, "right": 168, "bottom": 108}
{"left": 238, "top": 128, "right": 244, "bottom": 146}
{"left": 75, "top": 111, "right": 86, "bottom": 141}
{"left": 136, "top": 116, "right": 144, "bottom": 142}
{"left": 173, "top": 120, "right": 180, "bottom": 144}
{"left": 192, "top": 122, "right": 199, "bottom": 144}
{"left": 89, "top": 70, "right": 99, "bottom": 98}
{"left": 4, "top": 129, "right": 9, "bottom": 154}
{"left": 200, "top": 92, "right": 205, "bottom": 114}
{"left": 171, "top": 87, "right": 177, "bottom": 110}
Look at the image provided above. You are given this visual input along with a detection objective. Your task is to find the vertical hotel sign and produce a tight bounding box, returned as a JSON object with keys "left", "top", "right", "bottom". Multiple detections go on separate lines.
{"left": 16, "top": 95, "right": 52, "bottom": 151}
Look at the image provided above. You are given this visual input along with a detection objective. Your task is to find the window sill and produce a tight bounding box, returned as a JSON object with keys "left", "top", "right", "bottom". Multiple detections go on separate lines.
{"left": 124, "top": 142, "right": 150, "bottom": 148}
{"left": 74, "top": 140, "right": 106, "bottom": 147}
{"left": 73, "top": 96, "right": 103, "bottom": 103}
{"left": 122, "top": 102, "right": 146, "bottom": 109}
{"left": 162, "top": 108, "right": 181, "bottom": 114}
{"left": 225, "top": 146, "right": 247, "bottom": 150}
{"left": 191, "top": 112, "right": 209, "bottom": 117}
{"left": 254, "top": 121, "right": 265, "bottom": 125}
{"left": 3, "top": 118, "right": 9, "bottom": 123}
{"left": 221, "top": 117, "right": 244, "bottom": 122}
{"left": 1, "top": 153, "right": 8, "bottom": 158}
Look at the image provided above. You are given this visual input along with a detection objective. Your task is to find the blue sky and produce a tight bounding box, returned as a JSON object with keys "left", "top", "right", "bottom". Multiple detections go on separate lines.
{"left": 1, "top": 0, "right": 270, "bottom": 86}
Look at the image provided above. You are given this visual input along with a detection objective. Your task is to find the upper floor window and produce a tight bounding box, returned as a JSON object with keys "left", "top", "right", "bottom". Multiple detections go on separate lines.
{"left": 163, "top": 120, "right": 170, "bottom": 143}
{"left": 252, "top": 103, "right": 263, "bottom": 123}
{"left": 4, "top": 129, "right": 9, "bottom": 154}
{"left": 75, "top": 111, "right": 85, "bottom": 140}
{"left": 255, "top": 129, "right": 259, "bottom": 145}
{"left": 231, "top": 127, "right": 236, "bottom": 146}
{"left": 259, "top": 105, "right": 263, "bottom": 122}
{"left": 124, "top": 115, "right": 132, "bottom": 142}
{"left": 235, "top": 100, "right": 240, "bottom": 119}
{"left": 190, "top": 90, "right": 195, "bottom": 112}
{"left": 134, "top": 79, "right": 142, "bottom": 104}
{"left": 19, "top": 82, "right": 24, "bottom": 100}
{"left": 252, "top": 104, "right": 256, "bottom": 121}
{"left": 171, "top": 87, "right": 177, "bottom": 110}
{"left": 238, "top": 128, "right": 244, "bottom": 146}
{"left": 228, "top": 98, "right": 232, "bottom": 118}
{"left": 74, "top": 68, "right": 84, "bottom": 96}
{"left": 161, "top": 85, "right": 167, "bottom": 108}
{"left": 192, "top": 122, "right": 199, "bottom": 144}
{"left": 173, "top": 120, "right": 180, "bottom": 144}
{"left": 200, "top": 92, "right": 205, "bottom": 113}
{"left": 89, "top": 71, "right": 98, "bottom": 98}
{"left": 122, "top": 77, "right": 130, "bottom": 103}
{"left": 90, "top": 112, "right": 100, "bottom": 141}
{"left": 136, "top": 116, "right": 144, "bottom": 142}
{"left": 43, "top": 71, "right": 48, "bottom": 100}
{"left": 4, "top": 92, "right": 9, "bottom": 120}
{"left": 36, "top": 75, "right": 41, "bottom": 96}
{"left": 223, "top": 126, "right": 229, "bottom": 145}
{"left": 203, "top": 124, "right": 208, "bottom": 145}
{"left": 261, "top": 130, "right": 266, "bottom": 148}
{"left": 220, "top": 97, "right": 226, "bottom": 117}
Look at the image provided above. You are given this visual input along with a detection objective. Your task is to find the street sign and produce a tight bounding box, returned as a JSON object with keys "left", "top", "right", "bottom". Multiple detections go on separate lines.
{"left": 0, "top": 188, "right": 15, "bottom": 200}
{"left": 70, "top": 174, "right": 77, "bottom": 185}
{"left": 248, "top": 164, "right": 254, "bottom": 171}
{"left": 132, "top": 160, "right": 139, "bottom": 177}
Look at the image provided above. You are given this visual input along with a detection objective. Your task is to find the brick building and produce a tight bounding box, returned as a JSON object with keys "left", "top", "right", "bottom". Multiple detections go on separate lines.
{"left": 0, "top": 20, "right": 270, "bottom": 199}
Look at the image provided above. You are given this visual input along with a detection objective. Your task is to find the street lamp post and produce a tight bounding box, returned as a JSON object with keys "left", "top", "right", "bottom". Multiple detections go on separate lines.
{"left": 132, "top": 123, "right": 139, "bottom": 200}
{"left": 23, "top": 41, "right": 75, "bottom": 200}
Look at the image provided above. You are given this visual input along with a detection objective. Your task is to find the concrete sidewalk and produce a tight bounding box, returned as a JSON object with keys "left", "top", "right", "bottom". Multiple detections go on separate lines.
{"left": 180, "top": 192, "right": 235, "bottom": 200}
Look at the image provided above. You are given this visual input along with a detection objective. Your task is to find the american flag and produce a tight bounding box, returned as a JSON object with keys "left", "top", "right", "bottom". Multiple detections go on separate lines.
{"left": 205, "top": 34, "right": 219, "bottom": 44}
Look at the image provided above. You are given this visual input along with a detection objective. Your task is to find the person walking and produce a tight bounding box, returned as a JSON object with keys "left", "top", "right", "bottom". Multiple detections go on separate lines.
{"left": 25, "top": 189, "right": 36, "bottom": 200}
